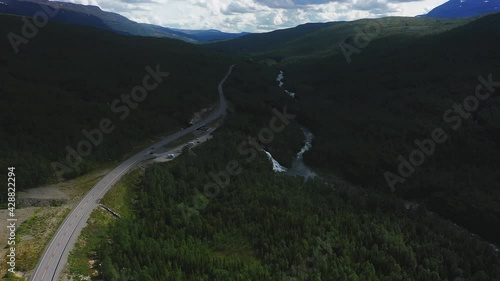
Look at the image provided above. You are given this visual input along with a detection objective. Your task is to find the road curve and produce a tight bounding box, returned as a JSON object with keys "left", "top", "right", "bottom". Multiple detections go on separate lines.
{"left": 29, "top": 64, "right": 234, "bottom": 281}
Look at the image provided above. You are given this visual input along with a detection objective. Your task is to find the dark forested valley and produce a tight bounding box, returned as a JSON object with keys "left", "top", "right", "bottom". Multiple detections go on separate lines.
{"left": 215, "top": 13, "right": 500, "bottom": 245}
{"left": 95, "top": 125, "right": 500, "bottom": 281}
{"left": 1, "top": 8, "right": 500, "bottom": 281}
{"left": 0, "top": 14, "right": 229, "bottom": 196}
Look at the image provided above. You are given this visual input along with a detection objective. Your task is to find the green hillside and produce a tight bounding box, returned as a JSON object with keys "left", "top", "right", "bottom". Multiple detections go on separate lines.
{"left": 92, "top": 127, "right": 500, "bottom": 281}
{"left": 211, "top": 13, "right": 500, "bottom": 244}
{"left": 208, "top": 17, "right": 470, "bottom": 63}
{"left": 0, "top": 14, "right": 229, "bottom": 193}
{"left": 2, "top": 11, "right": 500, "bottom": 281}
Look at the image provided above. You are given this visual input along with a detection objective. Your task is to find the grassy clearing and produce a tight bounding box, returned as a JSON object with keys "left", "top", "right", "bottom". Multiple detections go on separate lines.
{"left": 66, "top": 170, "right": 141, "bottom": 280}
{"left": 64, "top": 168, "right": 110, "bottom": 200}
{"left": 0, "top": 166, "right": 115, "bottom": 280}
{"left": 66, "top": 208, "right": 113, "bottom": 280}
{"left": 16, "top": 208, "right": 71, "bottom": 271}
{"left": 99, "top": 169, "right": 141, "bottom": 218}
{"left": 0, "top": 207, "right": 70, "bottom": 278}
{"left": 2, "top": 272, "right": 24, "bottom": 281}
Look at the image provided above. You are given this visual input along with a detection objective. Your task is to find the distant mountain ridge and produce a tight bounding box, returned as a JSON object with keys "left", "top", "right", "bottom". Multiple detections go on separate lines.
{"left": 207, "top": 17, "right": 468, "bottom": 63}
{"left": 169, "top": 28, "right": 250, "bottom": 42}
{"left": 141, "top": 24, "right": 249, "bottom": 42}
{"left": 0, "top": 0, "right": 248, "bottom": 42}
{"left": 420, "top": 0, "right": 500, "bottom": 18}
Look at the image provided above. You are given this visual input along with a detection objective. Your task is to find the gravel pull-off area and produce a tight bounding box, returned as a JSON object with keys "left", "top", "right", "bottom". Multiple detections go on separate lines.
{"left": 17, "top": 186, "right": 69, "bottom": 207}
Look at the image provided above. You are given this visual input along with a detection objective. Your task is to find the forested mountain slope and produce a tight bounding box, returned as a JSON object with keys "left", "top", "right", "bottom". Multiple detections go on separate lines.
{"left": 0, "top": 14, "right": 229, "bottom": 196}
{"left": 93, "top": 125, "right": 500, "bottom": 281}
{"left": 207, "top": 17, "right": 469, "bottom": 63}
{"left": 210, "top": 13, "right": 500, "bottom": 244}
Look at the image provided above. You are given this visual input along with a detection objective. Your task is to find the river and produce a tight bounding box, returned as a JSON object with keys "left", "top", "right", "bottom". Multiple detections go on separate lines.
{"left": 267, "top": 70, "right": 500, "bottom": 253}
{"left": 265, "top": 71, "right": 317, "bottom": 178}
{"left": 264, "top": 127, "right": 317, "bottom": 179}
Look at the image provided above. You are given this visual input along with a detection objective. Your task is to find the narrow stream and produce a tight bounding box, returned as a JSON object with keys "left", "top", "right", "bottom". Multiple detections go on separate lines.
{"left": 266, "top": 71, "right": 317, "bottom": 179}
{"left": 264, "top": 127, "right": 317, "bottom": 179}
{"left": 268, "top": 70, "right": 500, "bottom": 254}
{"left": 276, "top": 70, "right": 284, "bottom": 87}
{"left": 264, "top": 151, "right": 287, "bottom": 173}
{"left": 286, "top": 127, "right": 317, "bottom": 179}
{"left": 276, "top": 70, "right": 297, "bottom": 98}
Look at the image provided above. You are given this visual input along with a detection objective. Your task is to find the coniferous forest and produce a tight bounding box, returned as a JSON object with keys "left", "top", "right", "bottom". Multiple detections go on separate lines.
{"left": 1, "top": 9, "right": 500, "bottom": 281}
{"left": 0, "top": 14, "right": 229, "bottom": 197}
{"left": 96, "top": 122, "right": 500, "bottom": 281}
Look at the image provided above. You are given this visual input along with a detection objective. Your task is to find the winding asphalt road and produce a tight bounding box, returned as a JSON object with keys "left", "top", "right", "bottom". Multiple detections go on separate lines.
{"left": 29, "top": 64, "right": 234, "bottom": 281}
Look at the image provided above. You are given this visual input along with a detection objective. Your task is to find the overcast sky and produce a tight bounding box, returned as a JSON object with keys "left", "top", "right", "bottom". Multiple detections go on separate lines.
{"left": 57, "top": 0, "right": 449, "bottom": 32}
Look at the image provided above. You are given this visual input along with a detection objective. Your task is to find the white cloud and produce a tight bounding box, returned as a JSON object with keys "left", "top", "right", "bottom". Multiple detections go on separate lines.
{"left": 54, "top": 0, "right": 449, "bottom": 32}
{"left": 62, "top": 0, "right": 100, "bottom": 6}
